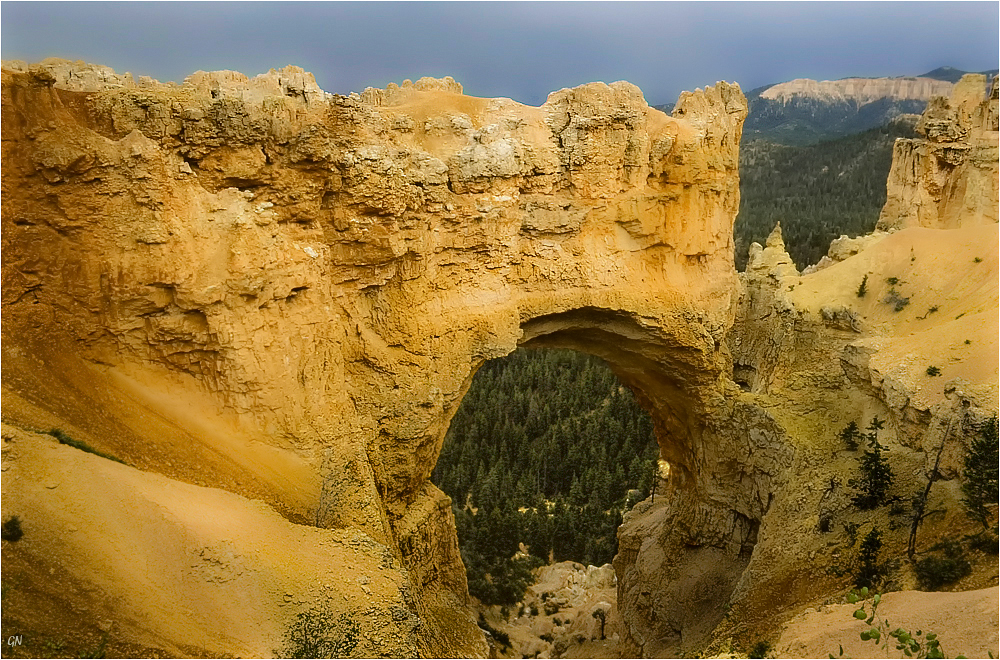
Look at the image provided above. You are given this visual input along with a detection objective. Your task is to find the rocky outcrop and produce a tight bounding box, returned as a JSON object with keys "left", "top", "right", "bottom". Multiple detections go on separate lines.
{"left": 761, "top": 76, "right": 954, "bottom": 106}
{"left": 2, "top": 59, "right": 754, "bottom": 656}
{"left": 485, "top": 561, "right": 619, "bottom": 658}
{"left": 878, "top": 74, "right": 999, "bottom": 230}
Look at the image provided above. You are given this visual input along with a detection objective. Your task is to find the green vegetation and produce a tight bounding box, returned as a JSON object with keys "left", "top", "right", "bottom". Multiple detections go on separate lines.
{"left": 857, "top": 275, "right": 869, "bottom": 298}
{"left": 478, "top": 613, "right": 512, "bottom": 651}
{"left": 849, "top": 418, "right": 895, "bottom": 510}
{"left": 591, "top": 606, "right": 608, "bottom": 640}
{"left": 839, "top": 421, "right": 862, "bottom": 451}
{"left": 836, "top": 588, "right": 953, "bottom": 659}
{"left": 854, "top": 527, "right": 886, "bottom": 589}
{"left": 917, "top": 306, "right": 940, "bottom": 320}
{"left": 46, "top": 429, "right": 125, "bottom": 465}
{"left": 884, "top": 287, "right": 911, "bottom": 312}
{"left": 749, "top": 640, "right": 773, "bottom": 658}
{"left": 961, "top": 415, "right": 999, "bottom": 532}
{"left": 277, "top": 603, "right": 359, "bottom": 659}
{"left": 1, "top": 516, "right": 23, "bottom": 542}
{"left": 914, "top": 539, "right": 972, "bottom": 590}
{"left": 843, "top": 522, "right": 861, "bottom": 547}
{"left": 433, "top": 348, "right": 658, "bottom": 605}
{"left": 81, "top": 632, "right": 109, "bottom": 659}
{"left": 735, "top": 119, "right": 917, "bottom": 270}
{"left": 742, "top": 90, "right": 924, "bottom": 145}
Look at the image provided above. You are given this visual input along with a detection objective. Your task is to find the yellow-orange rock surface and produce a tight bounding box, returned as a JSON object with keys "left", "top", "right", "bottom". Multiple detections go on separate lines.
{"left": 878, "top": 74, "right": 999, "bottom": 230}
{"left": 2, "top": 58, "right": 997, "bottom": 659}
{"left": 2, "top": 59, "right": 752, "bottom": 656}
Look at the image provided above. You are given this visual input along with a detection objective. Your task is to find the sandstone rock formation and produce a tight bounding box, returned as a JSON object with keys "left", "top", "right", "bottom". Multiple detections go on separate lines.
{"left": 878, "top": 74, "right": 999, "bottom": 230}
{"left": 761, "top": 76, "right": 954, "bottom": 106}
{"left": 2, "top": 58, "right": 753, "bottom": 657}
{"left": 2, "top": 57, "right": 996, "bottom": 660}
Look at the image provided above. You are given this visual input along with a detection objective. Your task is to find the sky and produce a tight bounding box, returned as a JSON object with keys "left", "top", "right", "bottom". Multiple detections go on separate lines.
{"left": 2, "top": 2, "right": 998, "bottom": 107}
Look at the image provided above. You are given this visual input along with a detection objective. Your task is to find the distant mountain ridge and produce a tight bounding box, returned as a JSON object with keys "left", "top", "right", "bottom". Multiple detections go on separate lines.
{"left": 744, "top": 66, "right": 997, "bottom": 144}
{"left": 759, "top": 76, "right": 953, "bottom": 106}
{"left": 654, "top": 66, "right": 996, "bottom": 145}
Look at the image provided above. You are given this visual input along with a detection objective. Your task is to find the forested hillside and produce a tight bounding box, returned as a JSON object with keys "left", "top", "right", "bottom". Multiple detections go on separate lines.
{"left": 741, "top": 92, "right": 924, "bottom": 145}
{"left": 734, "top": 117, "right": 917, "bottom": 270}
{"left": 432, "top": 349, "right": 658, "bottom": 605}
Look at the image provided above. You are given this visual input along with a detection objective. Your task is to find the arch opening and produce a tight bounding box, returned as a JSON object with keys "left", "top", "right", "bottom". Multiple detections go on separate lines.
{"left": 432, "top": 345, "right": 659, "bottom": 581}
{"left": 421, "top": 305, "right": 763, "bottom": 656}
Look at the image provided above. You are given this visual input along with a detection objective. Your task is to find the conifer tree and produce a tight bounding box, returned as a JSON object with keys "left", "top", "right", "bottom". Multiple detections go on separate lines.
{"left": 850, "top": 417, "right": 894, "bottom": 509}
{"left": 962, "top": 415, "right": 999, "bottom": 530}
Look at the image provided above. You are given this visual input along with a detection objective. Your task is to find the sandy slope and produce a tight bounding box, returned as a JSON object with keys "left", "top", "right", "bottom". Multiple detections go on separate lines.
{"left": 0, "top": 424, "right": 423, "bottom": 658}
{"left": 789, "top": 224, "right": 999, "bottom": 408}
{"left": 776, "top": 587, "right": 999, "bottom": 659}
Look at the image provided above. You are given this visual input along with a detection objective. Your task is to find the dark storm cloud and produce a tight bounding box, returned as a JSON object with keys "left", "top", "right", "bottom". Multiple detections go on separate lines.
{"left": 2, "top": 2, "right": 997, "bottom": 106}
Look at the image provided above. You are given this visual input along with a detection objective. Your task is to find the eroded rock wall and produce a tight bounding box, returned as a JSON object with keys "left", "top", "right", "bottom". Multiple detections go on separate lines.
{"left": 878, "top": 74, "right": 999, "bottom": 230}
{"left": 2, "top": 59, "right": 756, "bottom": 656}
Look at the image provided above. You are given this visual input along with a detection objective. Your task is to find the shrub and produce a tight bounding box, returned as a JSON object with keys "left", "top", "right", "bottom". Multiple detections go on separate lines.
{"left": 856, "top": 275, "right": 869, "bottom": 298}
{"left": 849, "top": 417, "right": 894, "bottom": 509}
{"left": 46, "top": 429, "right": 125, "bottom": 465}
{"left": 478, "top": 614, "right": 510, "bottom": 649}
{"left": 1, "top": 516, "right": 23, "bottom": 542}
{"left": 966, "top": 532, "right": 999, "bottom": 555}
{"left": 749, "top": 640, "right": 772, "bottom": 658}
{"left": 925, "top": 366, "right": 941, "bottom": 377}
{"left": 843, "top": 522, "right": 861, "bottom": 547}
{"left": 914, "top": 539, "right": 971, "bottom": 590}
{"left": 884, "top": 289, "right": 911, "bottom": 312}
{"left": 838, "top": 588, "right": 949, "bottom": 659}
{"left": 278, "top": 603, "right": 359, "bottom": 658}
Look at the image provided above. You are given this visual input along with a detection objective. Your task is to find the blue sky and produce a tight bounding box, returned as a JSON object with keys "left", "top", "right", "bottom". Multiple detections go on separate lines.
{"left": 2, "top": 2, "right": 997, "bottom": 106}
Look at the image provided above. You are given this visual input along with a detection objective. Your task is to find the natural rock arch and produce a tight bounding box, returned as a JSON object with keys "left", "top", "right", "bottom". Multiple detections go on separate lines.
{"left": 1, "top": 60, "right": 795, "bottom": 656}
